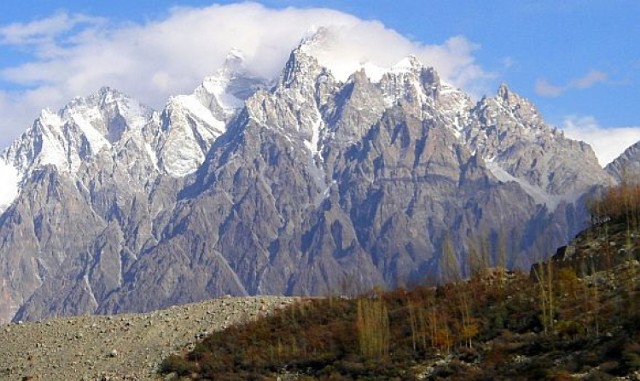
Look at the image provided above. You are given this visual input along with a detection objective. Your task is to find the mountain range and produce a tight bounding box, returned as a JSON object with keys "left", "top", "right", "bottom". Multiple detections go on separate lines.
{"left": 0, "top": 30, "right": 631, "bottom": 323}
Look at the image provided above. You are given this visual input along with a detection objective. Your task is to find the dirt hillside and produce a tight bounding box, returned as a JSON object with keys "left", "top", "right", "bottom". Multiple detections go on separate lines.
{"left": 0, "top": 296, "right": 298, "bottom": 380}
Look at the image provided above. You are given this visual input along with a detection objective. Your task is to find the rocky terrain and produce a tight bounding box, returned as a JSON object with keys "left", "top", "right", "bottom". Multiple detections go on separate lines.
{"left": 0, "top": 296, "right": 298, "bottom": 380}
{"left": 0, "top": 26, "right": 621, "bottom": 324}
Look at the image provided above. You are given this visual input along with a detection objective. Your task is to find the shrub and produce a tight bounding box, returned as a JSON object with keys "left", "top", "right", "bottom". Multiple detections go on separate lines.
{"left": 160, "top": 354, "right": 197, "bottom": 376}
{"left": 622, "top": 341, "right": 640, "bottom": 371}
{"left": 355, "top": 296, "right": 390, "bottom": 358}
{"left": 157, "top": 264, "right": 640, "bottom": 379}
{"left": 587, "top": 183, "right": 640, "bottom": 225}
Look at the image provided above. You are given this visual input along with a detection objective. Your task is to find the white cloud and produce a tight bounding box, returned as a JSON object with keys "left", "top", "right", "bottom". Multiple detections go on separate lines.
{"left": 571, "top": 70, "right": 607, "bottom": 89}
{"left": 502, "top": 56, "right": 514, "bottom": 69}
{"left": 535, "top": 69, "right": 608, "bottom": 97}
{"left": 535, "top": 79, "right": 564, "bottom": 97}
{"left": 0, "top": 13, "right": 104, "bottom": 46}
{"left": 0, "top": 2, "right": 493, "bottom": 149}
{"left": 561, "top": 115, "right": 640, "bottom": 166}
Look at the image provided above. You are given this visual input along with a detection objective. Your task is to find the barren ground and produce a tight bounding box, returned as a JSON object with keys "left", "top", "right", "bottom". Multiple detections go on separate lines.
{"left": 0, "top": 296, "right": 299, "bottom": 380}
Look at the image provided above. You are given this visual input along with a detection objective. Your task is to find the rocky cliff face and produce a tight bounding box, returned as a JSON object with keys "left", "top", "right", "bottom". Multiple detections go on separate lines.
{"left": 0, "top": 32, "right": 616, "bottom": 322}
{"left": 607, "top": 140, "right": 640, "bottom": 184}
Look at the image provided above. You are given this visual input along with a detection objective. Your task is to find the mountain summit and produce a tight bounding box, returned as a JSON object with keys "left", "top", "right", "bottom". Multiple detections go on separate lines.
{"left": 0, "top": 33, "right": 621, "bottom": 323}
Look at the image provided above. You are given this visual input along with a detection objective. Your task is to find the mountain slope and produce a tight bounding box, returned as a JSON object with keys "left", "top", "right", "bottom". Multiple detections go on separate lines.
{"left": 0, "top": 53, "right": 268, "bottom": 323}
{"left": 607, "top": 139, "right": 640, "bottom": 183}
{"left": 0, "top": 32, "right": 615, "bottom": 323}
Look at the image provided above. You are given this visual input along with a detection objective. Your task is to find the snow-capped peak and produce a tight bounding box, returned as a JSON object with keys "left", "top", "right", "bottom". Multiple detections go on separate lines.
{"left": 293, "top": 28, "right": 436, "bottom": 86}
{"left": 215, "top": 48, "right": 245, "bottom": 81}
{"left": 390, "top": 55, "right": 423, "bottom": 74}
{"left": 168, "top": 47, "right": 270, "bottom": 126}
{"left": 355, "top": 56, "right": 426, "bottom": 83}
{"left": 297, "top": 26, "right": 330, "bottom": 55}
{"left": 158, "top": 49, "right": 271, "bottom": 178}
{"left": 293, "top": 27, "right": 379, "bottom": 83}
{"left": 199, "top": 48, "right": 269, "bottom": 112}
{"left": 0, "top": 87, "right": 158, "bottom": 190}
{"left": 492, "top": 84, "right": 546, "bottom": 130}
{"left": 495, "top": 83, "right": 527, "bottom": 109}
{"left": 227, "top": 47, "right": 244, "bottom": 61}
{"left": 62, "top": 86, "right": 153, "bottom": 133}
{"left": 293, "top": 29, "right": 438, "bottom": 87}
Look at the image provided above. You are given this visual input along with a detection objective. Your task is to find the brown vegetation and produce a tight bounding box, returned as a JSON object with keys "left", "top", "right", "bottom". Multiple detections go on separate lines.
{"left": 160, "top": 261, "right": 640, "bottom": 380}
{"left": 159, "top": 183, "right": 640, "bottom": 380}
{"left": 587, "top": 182, "right": 640, "bottom": 226}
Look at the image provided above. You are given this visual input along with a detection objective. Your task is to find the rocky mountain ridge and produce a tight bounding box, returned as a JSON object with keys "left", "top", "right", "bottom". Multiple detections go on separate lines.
{"left": 607, "top": 140, "right": 640, "bottom": 184}
{"left": 0, "top": 30, "right": 623, "bottom": 323}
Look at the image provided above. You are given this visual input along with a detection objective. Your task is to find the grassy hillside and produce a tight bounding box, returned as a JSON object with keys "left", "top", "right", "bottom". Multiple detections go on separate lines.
{"left": 160, "top": 185, "right": 640, "bottom": 380}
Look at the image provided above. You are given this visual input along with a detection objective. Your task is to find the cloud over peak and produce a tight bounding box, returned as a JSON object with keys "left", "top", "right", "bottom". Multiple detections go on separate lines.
{"left": 561, "top": 115, "right": 640, "bottom": 166}
{"left": 0, "top": 2, "right": 493, "bottom": 149}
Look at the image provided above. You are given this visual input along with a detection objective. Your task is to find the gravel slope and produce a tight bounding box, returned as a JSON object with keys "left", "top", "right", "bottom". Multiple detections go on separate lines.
{"left": 0, "top": 296, "right": 299, "bottom": 380}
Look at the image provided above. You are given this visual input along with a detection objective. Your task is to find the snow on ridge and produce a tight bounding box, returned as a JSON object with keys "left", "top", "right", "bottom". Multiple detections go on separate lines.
{"left": 356, "top": 56, "right": 423, "bottom": 83}
{"left": 297, "top": 28, "right": 431, "bottom": 85}
{"left": 171, "top": 94, "right": 226, "bottom": 133}
{"left": 201, "top": 75, "right": 244, "bottom": 111}
{"left": 160, "top": 90, "right": 228, "bottom": 178}
{"left": 0, "top": 88, "right": 163, "bottom": 194}
{"left": 296, "top": 28, "right": 401, "bottom": 83}
{"left": 35, "top": 110, "right": 74, "bottom": 171}
{"left": 360, "top": 62, "right": 387, "bottom": 82}
{"left": 116, "top": 96, "right": 154, "bottom": 131}
{"left": 67, "top": 108, "right": 112, "bottom": 153}
{"left": 304, "top": 114, "right": 323, "bottom": 158}
{"left": 0, "top": 158, "right": 19, "bottom": 213}
{"left": 485, "top": 160, "right": 579, "bottom": 211}
{"left": 2, "top": 65, "right": 248, "bottom": 183}
{"left": 39, "top": 108, "right": 64, "bottom": 128}
{"left": 318, "top": 55, "right": 427, "bottom": 84}
{"left": 390, "top": 56, "right": 422, "bottom": 74}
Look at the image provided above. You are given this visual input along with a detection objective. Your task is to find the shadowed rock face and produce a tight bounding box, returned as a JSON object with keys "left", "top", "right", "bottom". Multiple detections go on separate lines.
{"left": 0, "top": 37, "right": 616, "bottom": 323}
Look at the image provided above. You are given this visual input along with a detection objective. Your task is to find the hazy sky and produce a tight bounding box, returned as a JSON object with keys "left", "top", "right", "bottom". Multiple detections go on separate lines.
{"left": 0, "top": 1, "right": 638, "bottom": 165}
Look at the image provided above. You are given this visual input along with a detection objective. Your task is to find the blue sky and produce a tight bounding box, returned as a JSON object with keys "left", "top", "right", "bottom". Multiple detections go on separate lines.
{"left": 0, "top": 1, "right": 638, "bottom": 164}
